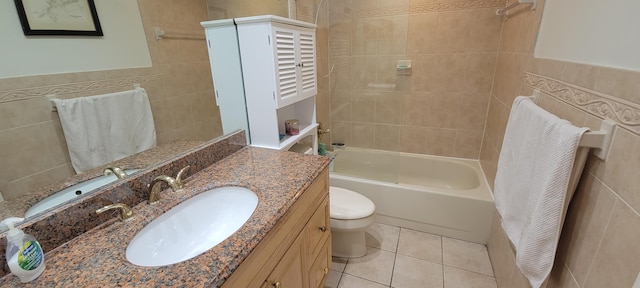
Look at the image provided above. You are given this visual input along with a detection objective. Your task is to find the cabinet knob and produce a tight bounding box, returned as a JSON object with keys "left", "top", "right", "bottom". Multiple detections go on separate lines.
{"left": 273, "top": 281, "right": 281, "bottom": 288}
{"left": 323, "top": 267, "right": 329, "bottom": 274}
{"left": 319, "top": 226, "right": 327, "bottom": 232}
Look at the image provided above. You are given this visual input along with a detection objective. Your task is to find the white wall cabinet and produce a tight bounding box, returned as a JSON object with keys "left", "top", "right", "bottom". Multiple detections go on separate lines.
{"left": 202, "top": 15, "right": 318, "bottom": 153}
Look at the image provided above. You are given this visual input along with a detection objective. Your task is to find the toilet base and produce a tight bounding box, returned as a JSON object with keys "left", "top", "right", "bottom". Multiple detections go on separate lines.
{"left": 331, "top": 230, "right": 368, "bottom": 258}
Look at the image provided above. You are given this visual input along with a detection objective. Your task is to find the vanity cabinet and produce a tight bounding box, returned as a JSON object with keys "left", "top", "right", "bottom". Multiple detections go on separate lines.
{"left": 202, "top": 15, "right": 318, "bottom": 153}
{"left": 221, "top": 169, "right": 330, "bottom": 288}
{"left": 261, "top": 233, "right": 306, "bottom": 288}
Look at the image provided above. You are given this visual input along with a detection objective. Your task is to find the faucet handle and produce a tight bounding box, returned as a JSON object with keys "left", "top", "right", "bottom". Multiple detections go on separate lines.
{"left": 96, "top": 203, "right": 134, "bottom": 220}
{"left": 104, "top": 166, "right": 128, "bottom": 179}
{"left": 173, "top": 165, "right": 190, "bottom": 190}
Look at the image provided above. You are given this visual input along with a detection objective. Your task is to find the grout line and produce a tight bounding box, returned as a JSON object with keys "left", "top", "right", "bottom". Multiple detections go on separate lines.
{"left": 580, "top": 197, "right": 618, "bottom": 287}
{"left": 442, "top": 263, "right": 497, "bottom": 278}
{"left": 588, "top": 169, "right": 640, "bottom": 217}
{"left": 342, "top": 271, "right": 391, "bottom": 287}
{"left": 388, "top": 227, "right": 403, "bottom": 287}
{"left": 563, "top": 262, "right": 581, "bottom": 288}
{"left": 390, "top": 249, "right": 397, "bottom": 287}
{"left": 441, "top": 234, "right": 445, "bottom": 288}
{"left": 335, "top": 271, "right": 344, "bottom": 288}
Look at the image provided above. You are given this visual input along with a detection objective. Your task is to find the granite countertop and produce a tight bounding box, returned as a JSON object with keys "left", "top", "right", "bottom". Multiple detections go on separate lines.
{"left": 0, "top": 140, "right": 204, "bottom": 220}
{"left": 0, "top": 147, "right": 330, "bottom": 287}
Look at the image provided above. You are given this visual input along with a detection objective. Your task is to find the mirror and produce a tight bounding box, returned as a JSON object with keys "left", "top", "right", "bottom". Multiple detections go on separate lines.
{"left": 0, "top": 140, "right": 208, "bottom": 222}
{"left": 0, "top": 0, "right": 290, "bottom": 230}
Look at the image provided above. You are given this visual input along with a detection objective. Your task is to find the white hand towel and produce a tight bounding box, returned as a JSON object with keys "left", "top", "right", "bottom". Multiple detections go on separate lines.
{"left": 54, "top": 88, "right": 156, "bottom": 173}
{"left": 494, "top": 96, "right": 587, "bottom": 288}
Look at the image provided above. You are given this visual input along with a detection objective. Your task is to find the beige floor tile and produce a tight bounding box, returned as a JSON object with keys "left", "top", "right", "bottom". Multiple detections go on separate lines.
{"left": 344, "top": 247, "right": 396, "bottom": 286}
{"left": 392, "top": 254, "right": 444, "bottom": 288}
{"left": 332, "top": 257, "right": 348, "bottom": 272}
{"left": 338, "top": 273, "right": 390, "bottom": 288}
{"left": 397, "top": 228, "right": 443, "bottom": 263}
{"left": 443, "top": 266, "right": 497, "bottom": 288}
{"left": 366, "top": 222, "right": 401, "bottom": 252}
{"left": 442, "top": 237, "right": 494, "bottom": 276}
{"left": 325, "top": 270, "right": 342, "bottom": 288}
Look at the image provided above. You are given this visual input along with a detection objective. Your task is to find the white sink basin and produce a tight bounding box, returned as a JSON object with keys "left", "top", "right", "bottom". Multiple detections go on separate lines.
{"left": 24, "top": 169, "right": 139, "bottom": 218}
{"left": 126, "top": 186, "right": 258, "bottom": 267}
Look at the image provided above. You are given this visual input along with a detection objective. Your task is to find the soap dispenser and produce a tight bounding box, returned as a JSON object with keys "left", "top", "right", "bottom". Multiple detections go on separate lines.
{"left": 1, "top": 217, "right": 45, "bottom": 283}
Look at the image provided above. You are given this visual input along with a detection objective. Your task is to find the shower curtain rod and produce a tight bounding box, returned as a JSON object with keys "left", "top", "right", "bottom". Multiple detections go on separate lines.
{"left": 154, "top": 27, "right": 206, "bottom": 40}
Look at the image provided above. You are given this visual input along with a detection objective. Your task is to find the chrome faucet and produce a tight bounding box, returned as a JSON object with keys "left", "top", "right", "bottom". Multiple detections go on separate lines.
{"left": 103, "top": 166, "right": 128, "bottom": 179}
{"left": 148, "top": 166, "right": 190, "bottom": 204}
{"left": 96, "top": 203, "right": 134, "bottom": 220}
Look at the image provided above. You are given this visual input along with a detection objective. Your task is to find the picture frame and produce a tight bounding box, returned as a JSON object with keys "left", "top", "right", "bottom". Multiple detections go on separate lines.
{"left": 14, "top": 0, "right": 103, "bottom": 36}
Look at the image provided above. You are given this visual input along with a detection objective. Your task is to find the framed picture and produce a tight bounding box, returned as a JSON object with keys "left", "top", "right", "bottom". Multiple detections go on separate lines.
{"left": 14, "top": 0, "right": 103, "bottom": 36}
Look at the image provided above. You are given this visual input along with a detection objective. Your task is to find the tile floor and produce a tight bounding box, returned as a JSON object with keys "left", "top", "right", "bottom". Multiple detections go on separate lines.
{"left": 325, "top": 223, "right": 497, "bottom": 288}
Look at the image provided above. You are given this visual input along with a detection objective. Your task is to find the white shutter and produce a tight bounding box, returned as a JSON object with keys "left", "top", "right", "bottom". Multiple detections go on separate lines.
{"left": 275, "top": 30, "right": 297, "bottom": 102}
{"left": 298, "top": 32, "right": 316, "bottom": 96}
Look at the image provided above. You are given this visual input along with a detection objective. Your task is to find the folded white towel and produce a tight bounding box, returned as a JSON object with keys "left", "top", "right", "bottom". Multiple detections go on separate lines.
{"left": 54, "top": 88, "right": 156, "bottom": 173}
{"left": 494, "top": 96, "right": 587, "bottom": 288}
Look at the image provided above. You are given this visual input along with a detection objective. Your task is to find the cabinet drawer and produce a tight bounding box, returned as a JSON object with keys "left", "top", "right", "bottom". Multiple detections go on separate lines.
{"left": 308, "top": 237, "right": 331, "bottom": 288}
{"left": 306, "top": 197, "right": 329, "bottom": 261}
{"left": 262, "top": 234, "right": 306, "bottom": 288}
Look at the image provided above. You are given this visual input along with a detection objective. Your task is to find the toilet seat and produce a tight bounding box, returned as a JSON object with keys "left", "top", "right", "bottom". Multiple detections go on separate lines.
{"left": 329, "top": 186, "right": 375, "bottom": 220}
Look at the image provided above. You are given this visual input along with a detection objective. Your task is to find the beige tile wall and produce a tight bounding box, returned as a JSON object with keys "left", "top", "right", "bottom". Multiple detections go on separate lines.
{"left": 0, "top": 0, "right": 222, "bottom": 201}
{"left": 327, "top": 0, "right": 503, "bottom": 158}
{"left": 480, "top": 1, "right": 640, "bottom": 287}
{"left": 206, "top": 0, "right": 289, "bottom": 19}
{"left": 294, "top": 0, "right": 332, "bottom": 147}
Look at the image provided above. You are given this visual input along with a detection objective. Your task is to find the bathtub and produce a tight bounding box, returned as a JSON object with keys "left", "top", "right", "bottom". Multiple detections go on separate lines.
{"left": 329, "top": 147, "right": 494, "bottom": 244}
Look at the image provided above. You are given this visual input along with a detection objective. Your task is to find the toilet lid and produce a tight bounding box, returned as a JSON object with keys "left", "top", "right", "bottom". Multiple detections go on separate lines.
{"left": 329, "top": 186, "right": 375, "bottom": 220}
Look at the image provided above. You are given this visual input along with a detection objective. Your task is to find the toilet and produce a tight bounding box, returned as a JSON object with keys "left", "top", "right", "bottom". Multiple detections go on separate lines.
{"left": 329, "top": 186, "right": 376, "bottom": 258}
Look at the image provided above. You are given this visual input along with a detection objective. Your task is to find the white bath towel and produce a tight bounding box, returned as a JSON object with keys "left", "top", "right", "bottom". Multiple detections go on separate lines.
{"left": 494, "top": 96, "right": 587, "bottom": 288}
{"left": 54, "top": 88, "right": 156, "bottom": 173}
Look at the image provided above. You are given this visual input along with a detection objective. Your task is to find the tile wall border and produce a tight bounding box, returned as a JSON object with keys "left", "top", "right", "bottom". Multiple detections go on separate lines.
{"left": 0, "top": 74, "right": 162, "bottom": 103}
{"left": 330, "top": 0, "right": 504, "bottom": 21}
{"left": 523, "top": 72, "right": 640, "bottom": 135}
{"left": 409, "top": 0, "right": 505, "bottom": 14}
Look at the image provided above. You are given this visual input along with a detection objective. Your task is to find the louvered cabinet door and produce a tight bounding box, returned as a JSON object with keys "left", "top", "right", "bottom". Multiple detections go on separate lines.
{"left": 272, "top": 25, "right": 317, "bottom": 109}
{"left": 274, "top": 27, "right": 298, "bottom": 108}
{"left": 297, "top": 30, "right": 317, "bottom": 100}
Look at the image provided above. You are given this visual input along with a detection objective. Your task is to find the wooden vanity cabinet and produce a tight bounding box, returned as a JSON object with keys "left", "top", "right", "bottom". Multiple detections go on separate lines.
{"left": 261, "top": 234, "right": 306, "bottom": 288}
{"left": 222, "top": 168, "right": 330, "bottom": 288}
{"left": 306, "top": 197, "right": 331, "bottom": 288}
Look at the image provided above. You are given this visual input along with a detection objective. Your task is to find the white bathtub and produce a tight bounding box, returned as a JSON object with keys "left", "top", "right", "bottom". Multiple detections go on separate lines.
{"left": 329, "top": 147, "right": 494, "bottom": 244}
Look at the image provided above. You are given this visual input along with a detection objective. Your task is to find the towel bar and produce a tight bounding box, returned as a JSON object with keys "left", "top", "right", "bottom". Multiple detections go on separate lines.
{"left": 47, "top": 84, "right": 142, "bottom": 112}
{"left": 47, "top": 94, "right": 58, "bottom": 112}
{"left": 528, "top": 90, "right": 617, "bottom": 161}
{"left": 579, "top": 119, "right": 616, "bottom": 161}
{"left": 155, "top": 27, "right": 206, "bottom": 40}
